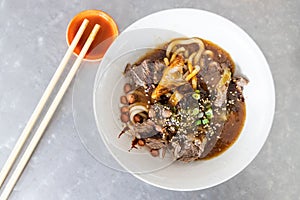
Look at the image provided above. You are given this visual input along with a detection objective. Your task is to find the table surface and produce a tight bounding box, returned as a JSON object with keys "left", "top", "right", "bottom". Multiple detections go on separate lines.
{"left": 0, "top": 0, "right": 299, "bottom": 199}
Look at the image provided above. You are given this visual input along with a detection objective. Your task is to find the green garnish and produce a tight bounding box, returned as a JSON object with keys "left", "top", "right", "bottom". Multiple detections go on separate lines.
{"left": 202, "top": 118, "right": 209, "bottom": 125}
{"left": 198, "top": 112, "right": 204, "bottom": 118}
{"left": 195, "top": 89, "right": 200, "bottom": 94}
{"left": 195, "top": 120, "right": 202, "bottom": 126}
{"left": 205, "top": 108, "right": 213, "bottom": 119}
{"left": 192, "top": 108, "right": 200, "bottom": 115}
{"left": 205, "top": 103, "right": 211, "bottom": 109}
{"left": 192, "top": 93, "right": 200, "bottom": 100}
{"left": 171, "top": 106, "right": 177, "bottom": 113}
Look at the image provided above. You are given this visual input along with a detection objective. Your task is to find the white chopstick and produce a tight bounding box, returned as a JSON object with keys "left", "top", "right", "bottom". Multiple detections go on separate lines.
{"left": 0, "top": 22, "right": 100, "bottom": 200}
{"left": 0, "top": 19, "right": 89, "bottom": 189}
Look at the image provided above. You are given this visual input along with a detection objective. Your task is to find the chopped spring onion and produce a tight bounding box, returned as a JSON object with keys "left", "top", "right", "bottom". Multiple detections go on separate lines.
{"left": 205, "top": 108, "right": 213, "bottom": 119}
{"left": 202, "top": 118, "right": 209, "bottom": 125}
{"left": 192, "top": 93, "right": 200, "bottom": 100}
{"left": 198, "top": 112, "right": 204, "bottom": 118}
{"left": 171, "top": 106, "right": 177, "bottom": 113}
{"left": 195, "top": 120, "right": 202, "bottom": 126}
{"left": 195, "top": 89, "right": 200, "bottom": 94}
{"left": 192, "top": 108, "right": 200, "bottom": 115}
{"left": 205, "top": 103, "right": 211, "bottom": 109}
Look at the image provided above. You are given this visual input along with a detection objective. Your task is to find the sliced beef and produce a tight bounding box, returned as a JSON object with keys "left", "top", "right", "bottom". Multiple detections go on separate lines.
{"left": 170, "top": 134, "right": 207, "bottom": 162}
{"left": 125, "top": 59, "right": 166, "bottom": 87}
{"left": 145, "top": 138, "right": 167, "bottom": 150}
{"left": 148, "top": 104, "right": 172, "bottom": 127}
{"left": 234, "top": 76, "right": 249, "bottom": 94}
{"left": 128, "top": 119, "right": 159, "bottom": 139}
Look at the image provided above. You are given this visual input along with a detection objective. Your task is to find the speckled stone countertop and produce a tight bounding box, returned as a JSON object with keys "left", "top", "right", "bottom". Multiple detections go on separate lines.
{"left": 0, "top": 0, "right": 299, "bottom": 199}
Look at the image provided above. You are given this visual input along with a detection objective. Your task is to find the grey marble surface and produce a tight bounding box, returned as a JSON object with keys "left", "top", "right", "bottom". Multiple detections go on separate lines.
{"left": 0, "top": 0, "right": 299, "bottom": 199}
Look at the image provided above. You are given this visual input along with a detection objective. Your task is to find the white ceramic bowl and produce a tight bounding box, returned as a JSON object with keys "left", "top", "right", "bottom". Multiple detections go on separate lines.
{"left": 93, "top": 9, "right": 275, "bottom": 191}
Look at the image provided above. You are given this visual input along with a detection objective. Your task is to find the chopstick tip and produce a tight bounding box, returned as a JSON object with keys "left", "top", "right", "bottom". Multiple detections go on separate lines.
{"left": 95, "top": 24, "right": 101, "bottom": 29}
{"left": 83, "top": 18, "right": 89, "bottom": 24}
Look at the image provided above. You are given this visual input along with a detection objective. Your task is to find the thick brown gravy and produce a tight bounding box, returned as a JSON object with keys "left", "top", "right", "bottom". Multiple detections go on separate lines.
{"left": 205, "top": 86, "right": 246, "bottom": 159}
{"left": 135, "top": 39, "right": 246, "bottom": 159}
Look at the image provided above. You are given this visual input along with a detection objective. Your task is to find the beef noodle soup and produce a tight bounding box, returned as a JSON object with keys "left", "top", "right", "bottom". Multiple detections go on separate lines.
{"left": 118, "top": 37, "right": 248, "bottom": 162}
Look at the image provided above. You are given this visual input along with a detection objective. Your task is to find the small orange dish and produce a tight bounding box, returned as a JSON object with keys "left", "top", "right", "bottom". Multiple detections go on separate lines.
{"left": 66, "top": 10, "right": 119, "bottom": 61}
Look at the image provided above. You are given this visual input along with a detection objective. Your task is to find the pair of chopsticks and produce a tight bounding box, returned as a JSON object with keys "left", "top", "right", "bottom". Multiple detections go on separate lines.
{"left": 0, "top": 19, "right": 100, "bottom": 200}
